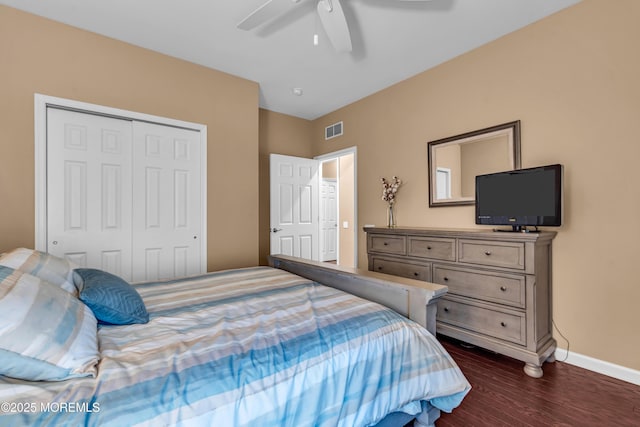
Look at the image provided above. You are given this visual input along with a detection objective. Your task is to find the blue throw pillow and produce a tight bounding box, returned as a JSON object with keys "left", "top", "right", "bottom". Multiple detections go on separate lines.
{"left": 73, "top": 268, "right": 149, "bottom": 325}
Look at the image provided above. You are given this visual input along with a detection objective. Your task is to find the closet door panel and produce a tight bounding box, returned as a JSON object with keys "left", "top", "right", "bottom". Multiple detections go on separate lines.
{"left": 47, "top": 108, "right": 133, "bottom": 279}
{"left": 132, "top": 122, "right": 202, "bottom": 282}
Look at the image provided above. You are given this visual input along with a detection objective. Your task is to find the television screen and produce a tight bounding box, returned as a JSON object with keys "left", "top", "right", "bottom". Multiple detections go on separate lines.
{"left": 475, "top": 164, "right": 563, "bottom": 230}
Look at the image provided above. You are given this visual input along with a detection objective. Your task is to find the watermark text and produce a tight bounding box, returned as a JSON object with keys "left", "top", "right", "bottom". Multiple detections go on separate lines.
{"left": 1, "top": 401, "right": 100, "bottom": 413}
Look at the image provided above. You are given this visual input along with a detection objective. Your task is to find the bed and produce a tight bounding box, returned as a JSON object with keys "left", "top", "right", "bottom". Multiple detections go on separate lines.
{"left": 0, "top": 249, "right": 470, "bottom": 427}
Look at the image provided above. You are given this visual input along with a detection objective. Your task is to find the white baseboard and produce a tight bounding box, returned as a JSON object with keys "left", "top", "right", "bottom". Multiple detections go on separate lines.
{"left": 554, "top": 348, "right": 640, "bottom": 386}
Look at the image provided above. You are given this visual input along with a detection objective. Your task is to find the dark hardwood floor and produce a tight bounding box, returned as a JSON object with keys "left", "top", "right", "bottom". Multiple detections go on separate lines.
{"left": 435, "top": 336, "right": 640, "bottom": 427}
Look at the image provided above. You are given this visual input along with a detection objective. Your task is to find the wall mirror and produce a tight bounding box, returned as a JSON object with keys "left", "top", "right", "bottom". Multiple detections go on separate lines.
{"left": 428, "top": 120, "right": 521, "bottom": 207}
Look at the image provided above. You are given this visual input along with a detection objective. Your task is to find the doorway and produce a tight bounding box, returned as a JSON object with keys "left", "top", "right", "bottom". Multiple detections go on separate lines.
{"left": 268, "top": 148, "right": 357, "bottom": 268}
{"left": 316, "top": 148, "right": 357, "bottom": 268}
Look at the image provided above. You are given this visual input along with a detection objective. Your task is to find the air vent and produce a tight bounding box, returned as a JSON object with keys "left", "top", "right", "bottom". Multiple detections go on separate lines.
{"left": 325, "top": 121, "right": 343, "bottom": 140}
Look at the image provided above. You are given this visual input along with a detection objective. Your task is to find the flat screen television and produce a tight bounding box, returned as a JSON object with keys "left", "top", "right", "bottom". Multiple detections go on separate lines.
{"left": 475, "top": 164, "right": 563, "bottom": 232}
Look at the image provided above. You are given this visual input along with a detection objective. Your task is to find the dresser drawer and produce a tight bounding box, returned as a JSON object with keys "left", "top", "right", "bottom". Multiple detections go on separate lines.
{"left": 372, "top": 258, "right": 431, "bottom": 282}
{"left": 458, "top": 239, "right": 525, "bottom": 270}
{"left": 369, "top": 234, "right": 406, "bottom": 255}
{"left": 407, "top": 236, "right": 456, "bottom": 261}
{"left": 433, "top": 266, "right": 526, "bottom": 308}
{"left": 437, "top": 298, "right": 526, "bottom": 346}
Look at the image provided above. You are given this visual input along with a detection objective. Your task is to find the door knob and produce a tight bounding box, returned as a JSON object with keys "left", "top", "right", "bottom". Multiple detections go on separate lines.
{"left": 271, "top": 228, "right": 283, "bottom": 233}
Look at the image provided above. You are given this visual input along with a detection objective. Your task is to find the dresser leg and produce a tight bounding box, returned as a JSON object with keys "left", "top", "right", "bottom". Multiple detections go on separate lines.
{"left": 523, "top": 362, "right": 543, "bottom": 378}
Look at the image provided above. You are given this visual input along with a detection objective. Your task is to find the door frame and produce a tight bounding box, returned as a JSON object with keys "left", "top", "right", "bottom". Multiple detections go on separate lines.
{"left": 34, "top": 94, "right": 208, "bottom": 269}
{"left": 314, "top": 146, "right": 358, "bottom": 268}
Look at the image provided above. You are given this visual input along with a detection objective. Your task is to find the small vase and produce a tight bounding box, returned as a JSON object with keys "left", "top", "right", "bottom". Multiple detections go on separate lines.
{"left": 387, "top": 204, "right": 396, "bottom": 228}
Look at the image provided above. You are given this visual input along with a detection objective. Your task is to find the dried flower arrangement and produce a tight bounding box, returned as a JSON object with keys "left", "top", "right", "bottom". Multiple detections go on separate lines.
{"left": 381, "top": 176, "right": 402, "bottom": 205}
{"left": 381, "top": 176, "right": 402, "bottom": 227}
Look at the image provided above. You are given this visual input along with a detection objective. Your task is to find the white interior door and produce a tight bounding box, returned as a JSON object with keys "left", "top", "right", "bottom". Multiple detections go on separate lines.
{"left": 47, "top": 108, "right": 134, "bottom": 278}
{"left": 131, "top": 122, "right": 202, "bottom": 282}
{"left": 320, "top": 178, "right": 338, "bottom": 262}
{"left": 270, "top": 154, "right": 319, "bottom": 261}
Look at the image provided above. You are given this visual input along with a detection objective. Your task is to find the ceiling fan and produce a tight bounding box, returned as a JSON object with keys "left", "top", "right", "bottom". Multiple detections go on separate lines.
{"left": 237, "top": 0, "right": 431, "bottom": 53}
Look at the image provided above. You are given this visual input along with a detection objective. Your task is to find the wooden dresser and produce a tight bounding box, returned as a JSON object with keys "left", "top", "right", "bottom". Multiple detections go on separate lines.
{"left": 365, "top": 226, "right": 557, "bottom": 378}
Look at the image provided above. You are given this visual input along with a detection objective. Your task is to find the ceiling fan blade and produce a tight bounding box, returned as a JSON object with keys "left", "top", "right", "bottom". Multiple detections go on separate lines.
{"left": 238, "top": 0, "right": 302, "bottom": 31}
{"left": 317, "top": 0, "right": 352, "bottom": 53}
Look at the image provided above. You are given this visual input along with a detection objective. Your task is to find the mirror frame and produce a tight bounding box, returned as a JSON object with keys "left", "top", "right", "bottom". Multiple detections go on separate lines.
{"left": 428, "top": 120, "right": 521, "bottom": 207}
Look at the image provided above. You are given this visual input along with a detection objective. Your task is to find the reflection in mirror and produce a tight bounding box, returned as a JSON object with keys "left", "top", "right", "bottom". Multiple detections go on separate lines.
{"left": 428, "top": 121, "right": 521, "bottom": 207}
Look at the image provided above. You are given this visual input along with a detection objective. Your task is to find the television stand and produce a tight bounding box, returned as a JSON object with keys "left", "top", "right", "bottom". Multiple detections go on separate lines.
{"left": 364, "top": 226, "right": 557, "bottom": 378}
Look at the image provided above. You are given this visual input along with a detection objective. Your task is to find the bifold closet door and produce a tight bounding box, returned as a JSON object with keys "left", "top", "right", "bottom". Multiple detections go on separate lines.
{"left": 46, "top": 108, "right": 134, "bottom": 278}
{"left": 131, "top": 121, "right": 202, "bottom": 283}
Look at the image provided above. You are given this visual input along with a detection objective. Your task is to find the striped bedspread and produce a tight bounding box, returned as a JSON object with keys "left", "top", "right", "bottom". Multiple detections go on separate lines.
{"left": 0, "top": 267, "right": 470, "bottom": 426}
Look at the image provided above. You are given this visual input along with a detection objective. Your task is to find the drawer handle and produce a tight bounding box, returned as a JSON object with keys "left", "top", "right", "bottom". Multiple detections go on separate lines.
{"left": 443, "top": 277, "right": 449, "bottom": 282}
{"left": 500, "top": 321, "right": 507, "bottom": 327}
{"left": 377, "top": 266, "right": 383, "bottom": 271}
{"left": 500, "top": 286, "right": 507, "bottom": 292}
{"left": 413, "top": 272, "right": 419, "bottom": 277}
{"left": 427, "top": 246, "right": 432, "bottom": 250}
{"left": 383, "top": 242, "right": 389, "bottom": 246}
{"left": 485, "top": 251, "right": 492, "bottom": 256}
{"left": 443, "top": 307, "right": 449, "bottom": 313}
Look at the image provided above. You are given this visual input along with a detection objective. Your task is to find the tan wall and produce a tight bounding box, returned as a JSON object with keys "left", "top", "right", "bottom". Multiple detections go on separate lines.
{"left": 258, "top": 109, "right": 313, "bottom": 265}
{"left": 322, "top": 159, "right": 338, "bottom": 179}
{"left": 0, "top": 6, "right": 259, "bottom": 271}
{"left": 311, "top": 0, "right": 640, "bottom": 371}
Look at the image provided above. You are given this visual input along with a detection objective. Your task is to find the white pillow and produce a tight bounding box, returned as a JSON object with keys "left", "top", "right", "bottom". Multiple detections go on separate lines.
{"left": 0, "top": 265, "right": 99, "bottom": 381}
{"left": 0, "top": 248, "right": 78, "bottom": 295}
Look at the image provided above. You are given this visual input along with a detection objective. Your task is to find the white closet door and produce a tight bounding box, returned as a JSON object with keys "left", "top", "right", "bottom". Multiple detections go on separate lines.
{"left": 47, "top": 108, "right": 134, "bottom": 278}
{"left": 132, "top": 121, "right": 202, "bottom": 282}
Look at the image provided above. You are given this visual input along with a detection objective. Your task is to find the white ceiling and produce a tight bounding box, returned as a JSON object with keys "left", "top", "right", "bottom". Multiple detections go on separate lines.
{"left": 2, "top": 0, "right": 580, "bottom": 120}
